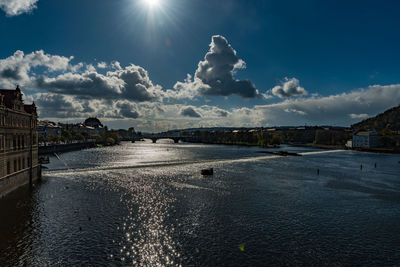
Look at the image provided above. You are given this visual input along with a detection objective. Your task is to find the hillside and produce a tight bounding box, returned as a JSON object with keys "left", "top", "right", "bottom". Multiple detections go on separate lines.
{"left": 351, "top": 105, "right": 400, "bottom": 131}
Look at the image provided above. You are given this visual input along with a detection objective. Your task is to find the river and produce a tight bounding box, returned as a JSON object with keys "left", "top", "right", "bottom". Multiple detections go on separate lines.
{"left": 1, "top": 141, "right": 400, "bottom": 266}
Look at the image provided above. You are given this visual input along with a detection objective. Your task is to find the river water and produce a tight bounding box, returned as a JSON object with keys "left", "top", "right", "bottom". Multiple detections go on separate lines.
{"left": 1, "top": 141, "right": 400, "bottom": 266}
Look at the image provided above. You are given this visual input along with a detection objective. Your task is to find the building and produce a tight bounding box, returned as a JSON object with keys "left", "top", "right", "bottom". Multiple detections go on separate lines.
{"left": 38, "top": 120, "right": 62, "bottom": 138}
{"left": 84, "top": 117, "right": 105, "bottom": 135}
{"left": 0, "top": 86, "right": 40, "bottom": 197}
{"left": 72, "top": 123, "right": 96, "bottom": 137}
{"left": 352, "top": 129, "right": 381, "bottom": 148}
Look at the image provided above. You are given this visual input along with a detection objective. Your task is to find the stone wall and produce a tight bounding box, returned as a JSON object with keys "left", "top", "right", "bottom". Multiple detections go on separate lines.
{"left": 0, "top": 165, "right": 41, "bottom": 198}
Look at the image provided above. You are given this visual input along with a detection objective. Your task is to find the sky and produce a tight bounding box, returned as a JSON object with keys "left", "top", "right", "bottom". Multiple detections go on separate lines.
{"left": 1, "top": 0, "right": 400, "bottom": 132}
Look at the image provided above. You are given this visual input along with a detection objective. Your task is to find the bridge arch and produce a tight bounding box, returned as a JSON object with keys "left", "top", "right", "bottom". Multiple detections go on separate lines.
{"left": 150, "top": 137, "right": 181, "bottom": 143}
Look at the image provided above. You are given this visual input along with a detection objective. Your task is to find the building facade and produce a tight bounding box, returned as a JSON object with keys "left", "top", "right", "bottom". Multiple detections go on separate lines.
{"left": 352, "top": 129, "right": 381, "bottom": 148}
{"left": 0, "top": 86, "right": 40, "bottom": 197}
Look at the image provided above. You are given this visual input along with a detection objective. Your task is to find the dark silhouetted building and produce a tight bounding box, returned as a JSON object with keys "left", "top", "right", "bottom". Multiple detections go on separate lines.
{"left": 0, "top": 86, "right": 39, "bottom": 197}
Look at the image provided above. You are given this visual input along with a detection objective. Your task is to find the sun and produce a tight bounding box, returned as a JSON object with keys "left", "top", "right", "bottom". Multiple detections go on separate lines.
{"left": 143, "top": 0, "right": 161, "bottom": 9}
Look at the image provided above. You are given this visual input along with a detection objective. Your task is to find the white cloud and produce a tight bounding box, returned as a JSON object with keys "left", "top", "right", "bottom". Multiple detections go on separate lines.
{"left": 0, "top": 0, "right": 38, "bottom": 16}
{"left": 261, "top": 92, "right": 274, "bottom": 100}
{"left": 349, "top": 113, "right": 369, "bottom": 119}
{"left": 111, "top": 61, "right": 122, "bottom": 70}
{"left": 168, "top": 74, "right": 209, "bottom": 100}
{"left": 97, "top": 62, "right": 107, "bottom": 69}
{"left": 271, "top": 77, "right": 307, "bottom": 98}
{"left": 33, "top": 93, "right": 141, "bottom": 119}
{"left": 171, "top": 35, "right": 259, "bottom": 99}
{"left": 2, "top": 48, "right": 400, "bottom": 132}
{"left": 255, "top": 84, "right": 400, "bottom": 126}
{"left": 28, "top": 83, "right": 400, "bottom": 131}
{"left": 0, "top": 50, "right": 164, "bottom": 102}
{"left": 284, "top": 108, "right": 307, "bottom": 116}
{"left": 0, "top": 50, "right": 73, "bottom": 88}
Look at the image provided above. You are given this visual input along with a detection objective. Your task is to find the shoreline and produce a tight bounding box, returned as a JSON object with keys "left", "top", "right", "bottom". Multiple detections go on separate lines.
{"left": 289, "top": 143, "right": 400, "bottom": 154}
{"left": 38, "top": 141, "right": 97, "bottom": 155}
{"left": 39, "top": 140, "right": 400, "bottom": 156}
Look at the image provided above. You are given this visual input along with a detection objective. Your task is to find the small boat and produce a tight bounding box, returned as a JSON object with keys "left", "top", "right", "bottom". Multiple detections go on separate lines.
{"left": 201, "top": 168, "right": 213, "bottom": 175}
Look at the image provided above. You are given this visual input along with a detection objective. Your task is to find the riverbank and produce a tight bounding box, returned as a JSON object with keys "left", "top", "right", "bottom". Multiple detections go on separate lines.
{"left": 39, "top": 142, "right": 97, "bottom": 155}
{"left": 288, "top": 143, "right": 345, "bottom": 150}
{"left": 288, "top": 143, "right": 400, "bottom": 154}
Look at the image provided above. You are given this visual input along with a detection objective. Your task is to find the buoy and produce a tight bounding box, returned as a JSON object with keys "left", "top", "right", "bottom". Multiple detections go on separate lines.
{"left": 360, "top": 164, "right": 363, "bottom": 170}
{"left": 317, "top": 169, "right": 320, "bottom": 175}
{"left": 374, "top": 162, "right": 377, "bottom": 168}
{"left": 79, "top": 226, "right": 82, "bottom": 231}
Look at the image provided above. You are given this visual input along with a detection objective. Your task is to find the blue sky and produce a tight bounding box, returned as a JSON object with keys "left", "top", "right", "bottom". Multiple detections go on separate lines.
{"left": 1, "top": 0, "right": 400, "bottom": 131}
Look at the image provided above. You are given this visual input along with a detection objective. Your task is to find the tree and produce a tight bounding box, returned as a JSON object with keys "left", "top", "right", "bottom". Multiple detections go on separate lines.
{"left": 48, "top": 134, "right": 60, "bottom": 144}
{"left": 270, "top": 134, "right": 282, "bottom": 145}
{"left": 105, "top": 137, "right": 115, "bottom": 146}
{"left": 73, "top": 132, "right": 85, "bottom": 141}
{"left": 381, "top": 128, "right": 393, "bottom": 136}
{"left": 38, "top": 134, "right": 46, "bottom": 144}
{"left": 91, "top": 134, "right": 103, "bottom": 143}
{"left": 106, "top": 130, "right": 122, "bottom": 144}
{"left": 61, "top": 128, "right": 72, "bottom": 141}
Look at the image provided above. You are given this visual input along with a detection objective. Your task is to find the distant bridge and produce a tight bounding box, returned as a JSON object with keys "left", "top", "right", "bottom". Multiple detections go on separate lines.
{"left": 135, "top": 132, "right": 185, "bottom": 143}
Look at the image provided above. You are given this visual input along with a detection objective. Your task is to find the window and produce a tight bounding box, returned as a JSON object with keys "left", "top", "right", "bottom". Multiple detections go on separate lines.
{"left": 7, "top": 161, "right": 10, "bottom": 174}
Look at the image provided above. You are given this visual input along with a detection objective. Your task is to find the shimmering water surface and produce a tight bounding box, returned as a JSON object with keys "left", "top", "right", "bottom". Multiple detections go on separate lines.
{"left": 1, "top": 141, "right": 400, "bottom": 266}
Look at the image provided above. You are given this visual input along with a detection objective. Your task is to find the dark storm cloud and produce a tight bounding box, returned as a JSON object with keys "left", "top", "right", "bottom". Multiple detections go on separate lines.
{"left": 35, "top": 72, "right": 123, "bottom": 98}
{"left": 180, "top": 106, "right": 201, "bottom": 118}
{"left": 34, "top": 64, "right": 162, "bottom": 102}
{"left": 215, "top": 109, "right": 228, "bottom": 117}
{"left": 34, "top": 93, "right": 94, "bottom": 118}
{"left": 0, "top": 67, "right": 22, "bottom": 80}
{"left": 116, "top": 102, "right": 140, "bottom": 119}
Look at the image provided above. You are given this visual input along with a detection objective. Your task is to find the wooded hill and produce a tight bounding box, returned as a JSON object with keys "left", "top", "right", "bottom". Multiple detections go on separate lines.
{"left": 351, "top": 105, "right": 400, "bottom": 132}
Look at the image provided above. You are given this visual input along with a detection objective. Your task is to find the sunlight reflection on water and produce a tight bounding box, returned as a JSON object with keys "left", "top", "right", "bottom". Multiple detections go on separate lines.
{"left": 1, "top": 142, "right": 400, "bottom": 265}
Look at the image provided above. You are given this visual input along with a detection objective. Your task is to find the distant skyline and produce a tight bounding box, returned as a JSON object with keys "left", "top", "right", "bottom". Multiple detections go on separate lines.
{"left": 1, "top": 0, "right": 400, "bottom": 131}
